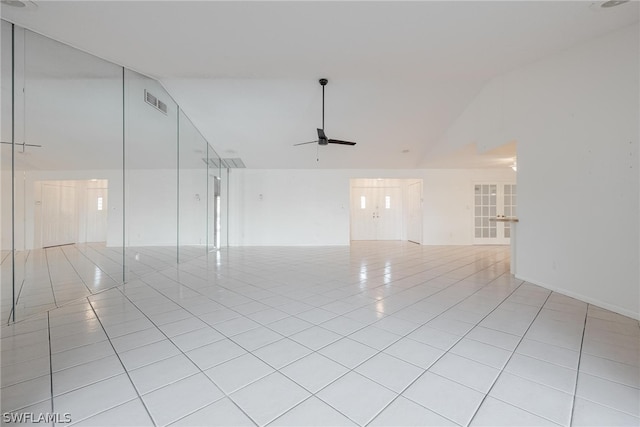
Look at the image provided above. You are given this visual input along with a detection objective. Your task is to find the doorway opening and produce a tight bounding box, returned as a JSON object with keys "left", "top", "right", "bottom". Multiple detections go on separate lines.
{"left": 34, "top": 179, "right": 109, "bottom": 249}
{"left": 350, "top": 178, "right": 423, "bottom": 243}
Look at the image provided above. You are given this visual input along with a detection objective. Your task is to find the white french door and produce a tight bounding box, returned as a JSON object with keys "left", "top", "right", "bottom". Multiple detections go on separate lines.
{"left": 351, "top": 186, "right": 402, "bottom": 240}
{"left": 473, "top": 183, "right": 517, "bottom": 244}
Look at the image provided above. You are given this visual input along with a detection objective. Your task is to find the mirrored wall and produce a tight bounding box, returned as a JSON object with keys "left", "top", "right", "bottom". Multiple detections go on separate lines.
{"left": 1, "top": 21, "right": 225, "bottom": 323}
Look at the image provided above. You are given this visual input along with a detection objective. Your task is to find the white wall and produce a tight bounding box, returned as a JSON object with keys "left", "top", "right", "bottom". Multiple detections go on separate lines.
{"left": 432, "top": 24, "right": 639, "bottom": 318}
{"left": 228, "top": 168, "right": 515, "bottom": 246}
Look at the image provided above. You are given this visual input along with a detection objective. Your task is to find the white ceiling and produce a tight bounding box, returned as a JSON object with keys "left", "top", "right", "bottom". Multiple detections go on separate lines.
{"left": 2, "top": 1, "right": 638, "bottom": 169}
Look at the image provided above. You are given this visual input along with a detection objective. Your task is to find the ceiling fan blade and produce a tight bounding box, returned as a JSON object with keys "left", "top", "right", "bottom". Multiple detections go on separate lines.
{"left": 293, "top": 140, "right": 318, "bottom": 146}
{"left": 328, "top": 139, "right": 356, "bottom": 146}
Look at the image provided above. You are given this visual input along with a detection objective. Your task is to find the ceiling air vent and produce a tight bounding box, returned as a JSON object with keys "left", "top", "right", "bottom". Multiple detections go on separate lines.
{"left": 201, "top": 157, "right": 246, "bottom": 168}
{"left": 144, "top": 89, "right": 167, "bottom": 115}
{"left": 222, "top": 158, "right": 246, "bottom": 168}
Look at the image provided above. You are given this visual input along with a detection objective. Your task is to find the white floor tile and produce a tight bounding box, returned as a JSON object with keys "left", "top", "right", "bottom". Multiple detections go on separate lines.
{"left": 466, "top": 326, "right": 521, "bottom": 351}
{"left": 489, "top": 372, "right": 573, "bottom": 425}
{"left": 347, "top": 326, "right": 401, "bottom": 350}
{"left": 316, "top": 371, "right": 397, "bottom": 426}
{"left": 269, "top": 396, "right": 357, "bottom": 426}
{"left": 355, "top": 352, "right": 425, "bottom": 393}
{"left": 515, "top": 338, "right": 580, "bottom": 369}
{"left": 1, "top": 374, "right": 51, "bottom": 412}
{"left": 579, "top": 354, "right": 640, "bottom": 388}
{"left": 281, "top": 353, "right": 349, "bottom": 393}
{"left": 185, "top": 338, "right": 247, "bottom": 370}
{"left": 1, "top": 356, "right": 51, "bottom": 388}
{"left": 429, "top": 353, "right": 500, "bottom": 393}
{"left": 142, "top": 373, "right": 224, "bottom": 426}
{"left": 169, "top": 327, "right": 224, "bottom": 352}
{"left": 318, "top": 338, "right": 377, "bottom": 369}
{"left": 504, "top": 353, "right": 577, "bottom": 393}
{"left": 470, "top": 396, "right": 558, "bottom": 426}
{"left": 54, "top": 374, "right": 138, "bottom": 424}
{"left": 450, "top": 338, "right": 512, "bottom": 369}
{"left": 267, "top": 317, "right": 314, "bottom": 337}
{"left": 252, "top": 338, "right": 312, "bottom": 369}
{"left": 383, "top": 338, "right": 444, "bottom": 369}
{"left": 230, "top": 372, "right": 310, "bottom": 426}
{"left": 407, "top": 325, "right": 461, "bottom": 350}
{"left": 72, "top": 398, "right": 153, "bottom": 427}
{"left": 231, "top": 326, "right": 283, "bottom": 351}
{"left": 403, "top": 371, "right": 484, "bottom": 425}
{"left": 205, "top": 353, "right": 274, "bottom": 394}
{"left": 572, "top": 397, "right": 640, "bottom": 427}
{"left": 119, "top": 339, "right": 181, "bottom": 371}
{"left": 171, "top": 398, "right": 255, "bottom": 426}
{"left": 129, "top": 354, "right": 199, "bottom": 395}
{"left": 372, "top": 316, "right": 420, "bottom": 335}
{"left": 5, "top": 244, "right": 638, "bottom": 427}
{"left": 369, "top": 396, "right": 456, "bottom": 426}
{"left": 289, "top": 326, "right": 342, "bottom": 351}
{"left": 575, "top": 372, "right": 640, "bottom": 417}
{"left": 52, "top": 355, "right": 125, "bottom": 396}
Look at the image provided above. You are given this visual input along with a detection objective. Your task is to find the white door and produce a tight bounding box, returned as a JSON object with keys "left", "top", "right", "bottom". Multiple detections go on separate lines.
{"left": 407, "top": 181, "right": 422, "bottom": 244}
{"left": 351, "top": 187, "right": 402, "bottom": 240}
{"left": 42, "top": 183, "right": 77, "bottom": 247}
{"left": 85, "top": 188, "right": 108, "bottom": 242}
{"left": 473, "top": 183, "right": 517, "bottom": 244}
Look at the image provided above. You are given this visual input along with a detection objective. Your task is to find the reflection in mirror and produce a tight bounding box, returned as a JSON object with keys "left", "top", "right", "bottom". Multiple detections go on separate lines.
{"left": 124, "top": 69, "right": 178, "bottom": 280}
{"left": 178, "top": 111, "right": 207, "bottom": 262}
{"left": 2, "top": 27, "right": 124, "bottom": 322}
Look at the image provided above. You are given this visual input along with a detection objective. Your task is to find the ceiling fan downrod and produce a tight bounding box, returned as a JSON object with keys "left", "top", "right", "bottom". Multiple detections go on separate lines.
{"left": 319, "top": 78, "right": 328, "bottom": 131}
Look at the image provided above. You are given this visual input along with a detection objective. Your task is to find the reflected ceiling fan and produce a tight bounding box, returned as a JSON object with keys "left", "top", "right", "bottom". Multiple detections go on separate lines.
{"left": 294, "top": 78, "right": 356, "bottom": 148}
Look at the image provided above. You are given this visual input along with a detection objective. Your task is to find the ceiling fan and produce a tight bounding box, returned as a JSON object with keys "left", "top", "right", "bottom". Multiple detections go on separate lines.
{"left": 294, "top": 78, "right": 356, "bottom": 148}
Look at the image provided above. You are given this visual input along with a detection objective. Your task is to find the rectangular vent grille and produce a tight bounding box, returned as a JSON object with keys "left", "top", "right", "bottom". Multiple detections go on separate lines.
{"left": 202, "top": 157, "right": 246, "bottom": 169}
{"left": 144, "top": 89, "right": 167, "bottom": 115}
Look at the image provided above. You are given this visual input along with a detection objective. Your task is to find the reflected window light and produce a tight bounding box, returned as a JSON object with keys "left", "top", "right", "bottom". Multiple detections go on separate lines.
{"left": 360, "top": 196, "right": 366, "bottom": 209}
{"left": 97, "top": 196, "right": 103, "bottom": 211}
{"left": 385, "top": 195, "right": 391, "bottom": 209}
{"left": 376, "top": 300, "right": 385, "bottom": 313}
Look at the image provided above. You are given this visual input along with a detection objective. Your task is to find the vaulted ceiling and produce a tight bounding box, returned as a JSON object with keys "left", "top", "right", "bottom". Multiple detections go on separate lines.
{"left": 2, "top": 1, "right": 638, "bottom": 169}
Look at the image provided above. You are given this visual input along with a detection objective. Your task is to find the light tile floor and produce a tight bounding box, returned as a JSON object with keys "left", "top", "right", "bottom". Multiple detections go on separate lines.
{"left": 1, "top": 244, "right": 205, "bottom": 322}
{"left": 1, "top": 242, "right": 638, "bottom": 426}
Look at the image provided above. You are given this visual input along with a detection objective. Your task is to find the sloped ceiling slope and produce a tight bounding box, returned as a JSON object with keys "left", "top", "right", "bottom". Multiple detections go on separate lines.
{"left": 2, "top": 1, "right": 638, "bottom": 169}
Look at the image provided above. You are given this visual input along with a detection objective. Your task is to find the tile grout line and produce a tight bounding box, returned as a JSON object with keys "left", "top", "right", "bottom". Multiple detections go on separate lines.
{"left": 43, "top": 248, "right": 59, "bottom": 308}
{"left": 58, "top": 246, "right": 96, "bottom": 302}
{"left": 465, "top": 290, "right": 558, "bottom": 427}
{"left": 84, "top": 296, "right": 157, "bottom": 427}
{"left": 152, "top": 246, "right": 514, "bottom": 425}
{"left": 568, "top": 303, "right": 590, "bottom": 426}
{"left": 361, "top": 272, "right": 527, "bottom": 426}
{"left": 47, "top": 311, "right": 54, "bottom": 427}
{"left": 110, "top": 285, "right": 259, "bottom": 427}
{"left": 114, "top": 246, "right": 508, "bottom": 426}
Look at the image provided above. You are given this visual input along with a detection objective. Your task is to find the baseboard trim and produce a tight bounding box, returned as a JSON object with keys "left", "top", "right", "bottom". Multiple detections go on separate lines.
{"left": 515, "top": 274, "right": 640, "bottom": 321}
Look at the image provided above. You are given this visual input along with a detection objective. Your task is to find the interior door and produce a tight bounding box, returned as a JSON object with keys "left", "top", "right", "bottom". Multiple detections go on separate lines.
{"left": 42, "top": 183, "right": 77, "bottom": 248}
{"left": 351, "top": 186, "right": 402, "bottom": 240}
{"left": 85, "top": 188, "right": 108, "bottom": 243}
{"left": 473, "top": 183, "right": 516, "bottom": 244}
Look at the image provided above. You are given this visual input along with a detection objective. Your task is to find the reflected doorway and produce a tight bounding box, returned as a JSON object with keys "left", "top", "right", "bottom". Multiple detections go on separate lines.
{"left": 36, "top": 179, "right": 109, "bottom": 249}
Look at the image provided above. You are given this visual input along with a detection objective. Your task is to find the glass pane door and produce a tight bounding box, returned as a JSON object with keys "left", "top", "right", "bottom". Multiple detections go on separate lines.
{"left": 473, "top": 183, "right": 516, "bottom": 244}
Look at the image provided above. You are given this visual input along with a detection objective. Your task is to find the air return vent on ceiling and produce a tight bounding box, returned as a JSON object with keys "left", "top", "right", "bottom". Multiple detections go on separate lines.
{"left": 202, "top": 158, "right": 246, "bottom": 169}
{"left": 144, "top": 89, "right": 168, "bottom": 114}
